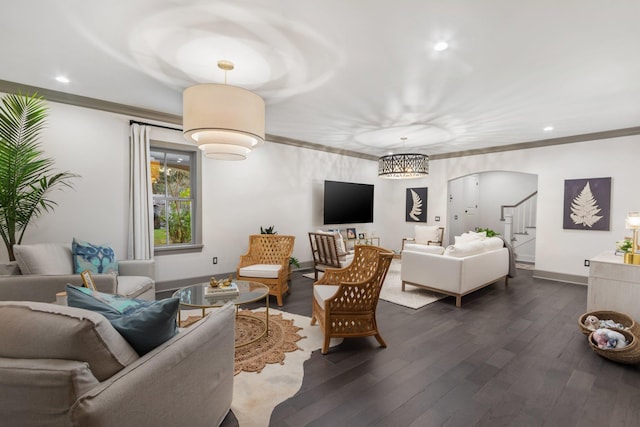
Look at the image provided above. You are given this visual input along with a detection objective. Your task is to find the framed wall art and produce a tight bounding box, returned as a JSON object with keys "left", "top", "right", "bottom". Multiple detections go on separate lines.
{"left": 346, "top": 228, "right": 357, "bottom": 239}
{"left": 563, "top": 177, "right": 611, "bottom": 231}
{"left": 406, "top": 187, "right": 427, "bottom": 222}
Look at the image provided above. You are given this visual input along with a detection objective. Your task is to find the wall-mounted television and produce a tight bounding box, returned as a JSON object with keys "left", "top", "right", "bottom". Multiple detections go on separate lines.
{"left": 323, "top": 180, "right": 374, "bottom": 225}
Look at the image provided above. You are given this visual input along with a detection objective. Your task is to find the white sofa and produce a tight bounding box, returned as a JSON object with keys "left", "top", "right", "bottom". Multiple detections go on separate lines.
{"left": 401, "top": 235, "right": 510, "bottom": 307}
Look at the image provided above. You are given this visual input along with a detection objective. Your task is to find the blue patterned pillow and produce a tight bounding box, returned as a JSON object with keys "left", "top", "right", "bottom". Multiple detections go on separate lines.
{"left": 72, "top": 238, "right": 118, "bottom": 275}
{"left": 66, "top": 285, "right": 179, "bottom": 355}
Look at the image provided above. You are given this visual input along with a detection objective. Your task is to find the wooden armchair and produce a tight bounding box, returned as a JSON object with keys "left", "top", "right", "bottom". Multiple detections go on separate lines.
{"left": 236, "top": 234, "right": 295, "bottom": 306}
{"left": 401, "top": 225, "right": 444, "bottom": 251}
{"left": 311, "top": 245, "right": 394, "bottom": 354}
{"left": 308, "top": 232, "right": 354, "bottom": 280}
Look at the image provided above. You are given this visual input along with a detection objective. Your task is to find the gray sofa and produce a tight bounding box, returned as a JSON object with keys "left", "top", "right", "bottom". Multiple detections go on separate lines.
{"left": 0, "top": 243, "right": 155, "bottom": 302}
{"left": 0, "top": 300, "right": 235, "bottom": 426}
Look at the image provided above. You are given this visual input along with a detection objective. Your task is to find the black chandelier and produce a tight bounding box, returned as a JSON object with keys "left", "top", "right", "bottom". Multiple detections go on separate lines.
{"left": 378, "top": 153, "right": 429, "bottom": 179}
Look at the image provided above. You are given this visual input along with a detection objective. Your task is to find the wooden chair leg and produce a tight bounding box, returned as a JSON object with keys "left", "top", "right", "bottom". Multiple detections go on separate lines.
{"left": 322, "top": 336, "right": 331, "bottom": 354}
{"left": 276, "top": 293, "right": 284, "bottom": 307}
{"left": 374, "top": 333, "right": 387, "bottom": 348}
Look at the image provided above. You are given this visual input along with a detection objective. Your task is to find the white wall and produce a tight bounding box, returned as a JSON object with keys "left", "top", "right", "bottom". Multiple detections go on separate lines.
{"left": 7, "top": 98, "right": 639, "bottom": 285}
{"left": 425, "top": 138, "right": 639, "bottom": 279}
{"left": 4, "top": 100, "right": 386, "bottom": 286}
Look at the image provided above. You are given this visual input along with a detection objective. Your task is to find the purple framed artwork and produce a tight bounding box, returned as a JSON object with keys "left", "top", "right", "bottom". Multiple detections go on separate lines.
{"left": 563, "top": 177, "right": 611, "bottom": 231}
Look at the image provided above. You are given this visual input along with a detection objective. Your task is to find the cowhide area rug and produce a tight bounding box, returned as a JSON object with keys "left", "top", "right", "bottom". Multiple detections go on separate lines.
{"left": 179, "top": 307, "right": 340, "bottom": 427}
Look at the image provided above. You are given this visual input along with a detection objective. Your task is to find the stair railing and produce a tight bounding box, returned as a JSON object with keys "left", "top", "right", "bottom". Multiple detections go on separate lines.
{"left": 500, "top": 191, "right": 538, "bottom": 243}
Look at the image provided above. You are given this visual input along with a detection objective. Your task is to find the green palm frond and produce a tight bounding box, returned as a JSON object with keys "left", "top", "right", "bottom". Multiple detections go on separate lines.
{"left": 0, "top": 92, "right": 78, "bottom": 260}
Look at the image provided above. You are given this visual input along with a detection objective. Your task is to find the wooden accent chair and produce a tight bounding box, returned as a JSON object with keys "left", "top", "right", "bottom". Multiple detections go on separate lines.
{"left": 308, "top": 232, "right": 354, "bottom": 280}
{"left": 311, "top": 245, "right": 394, "bottom": 354}
{"left": 401, "top": 225, "right": 445, "bottom": 251}
{"left": 236, "top": 234, "right": 295, "bottom": 306}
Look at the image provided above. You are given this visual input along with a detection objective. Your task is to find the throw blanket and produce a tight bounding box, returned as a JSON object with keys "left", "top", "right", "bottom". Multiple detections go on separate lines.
{"left": 497, "top": 235, "right": 517, "bottom": 278}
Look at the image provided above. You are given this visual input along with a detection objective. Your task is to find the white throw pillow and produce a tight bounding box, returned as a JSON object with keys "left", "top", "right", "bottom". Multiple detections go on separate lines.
{"left": 414, "top": 225, "right": 440, "bottom": 245}
{"left": 455, "top": 231, "right": 487, "bottom": 245}
{"left": 482, "top": 237, "right": 504, "bottom": 251}
{"left": 13, "top": 244, "right": 74, "bottom": 275}
{"left": 334, "top": 232, "right": 347, "bottom": 255}
{"left": 443, "top": 241, "right": 485, "bottom": 258}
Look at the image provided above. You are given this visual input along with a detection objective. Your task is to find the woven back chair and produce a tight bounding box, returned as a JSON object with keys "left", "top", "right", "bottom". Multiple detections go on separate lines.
{"left": 236, "top": 234, "right": 295, "bottom": 306}
{"left": 311, "top": 245, "right": 394, "bottom": 354}
{"left": 308, "top": 232, "right": 352, "bottom": 280}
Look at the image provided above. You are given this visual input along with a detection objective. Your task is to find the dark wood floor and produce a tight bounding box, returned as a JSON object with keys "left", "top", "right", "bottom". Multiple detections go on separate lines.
{"left": 216, "top": 268, "right": 640, "bottom": 427}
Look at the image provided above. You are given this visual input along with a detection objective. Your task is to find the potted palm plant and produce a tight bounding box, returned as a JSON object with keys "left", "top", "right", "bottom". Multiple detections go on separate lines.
{"left": 0, "top": 93, "right": 77, "bottom": 261}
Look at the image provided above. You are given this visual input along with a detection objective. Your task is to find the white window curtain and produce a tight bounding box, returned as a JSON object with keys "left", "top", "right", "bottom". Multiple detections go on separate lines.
{"left": 128, "top": 124, "right": 153, "bottom": 259}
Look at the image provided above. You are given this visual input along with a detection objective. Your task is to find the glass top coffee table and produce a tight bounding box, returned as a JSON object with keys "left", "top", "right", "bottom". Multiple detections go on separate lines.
{"left": 172, "top": 280, "right": 270, "bottom": 347}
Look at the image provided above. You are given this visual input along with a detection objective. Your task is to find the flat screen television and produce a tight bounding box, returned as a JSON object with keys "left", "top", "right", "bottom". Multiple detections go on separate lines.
{"left": 323, "top": 180, "right": 374, "bottom": 225}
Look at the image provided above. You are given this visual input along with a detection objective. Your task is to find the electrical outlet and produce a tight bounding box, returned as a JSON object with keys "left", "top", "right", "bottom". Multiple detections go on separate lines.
{"left": 584, "top": 260, "right": 590, "bottom": 267}
{"left": 213, "top": 257, "right": 218, "bottom": 265}
{"left": 435, "top": 216, "right": 440, "bottom": 221}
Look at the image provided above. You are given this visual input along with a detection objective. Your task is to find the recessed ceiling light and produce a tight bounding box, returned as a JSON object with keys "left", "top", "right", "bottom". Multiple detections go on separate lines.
{"left": 543, "top": 126, "right": 554, "bottom": 132}
{"left": 55, "top": 75, "right": 70, "bottom": 84}
{"left": 433, "top": 41, "right": 449, "bottom": 52}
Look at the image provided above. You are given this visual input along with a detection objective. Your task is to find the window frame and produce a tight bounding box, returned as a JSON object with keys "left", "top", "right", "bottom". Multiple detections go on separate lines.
{"left": 150, "top": 140, "right": 203, "bottom": 255}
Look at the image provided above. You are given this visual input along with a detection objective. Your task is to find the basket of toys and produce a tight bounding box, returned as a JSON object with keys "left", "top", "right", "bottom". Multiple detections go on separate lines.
{"left": 588, "top": 328, "right": 640, "bottom": 364}
{"left": 578, "top": 310, "right": 639, "bottom": 336}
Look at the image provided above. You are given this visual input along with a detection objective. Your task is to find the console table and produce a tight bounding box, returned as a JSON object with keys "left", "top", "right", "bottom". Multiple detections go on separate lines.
{"left": 588, "top": 251, "right": 640, "bottom": 321}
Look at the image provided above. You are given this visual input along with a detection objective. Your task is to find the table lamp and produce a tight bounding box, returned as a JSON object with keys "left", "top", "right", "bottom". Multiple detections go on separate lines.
{"left": 625, "top": 211, "right": 640, "bottom": 264}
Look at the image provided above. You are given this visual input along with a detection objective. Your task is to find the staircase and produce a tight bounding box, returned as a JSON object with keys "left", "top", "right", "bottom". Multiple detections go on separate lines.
{"left": 501, "top": 192, "right": 537, "bottom": 263}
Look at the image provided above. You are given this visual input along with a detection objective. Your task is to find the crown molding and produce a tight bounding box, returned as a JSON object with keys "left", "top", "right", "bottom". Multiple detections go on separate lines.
{"left": 2, "top": 79, "right": 638, "bottom": 162}
{"left": 428, "top": 126, "right": 640, "bottom": 160}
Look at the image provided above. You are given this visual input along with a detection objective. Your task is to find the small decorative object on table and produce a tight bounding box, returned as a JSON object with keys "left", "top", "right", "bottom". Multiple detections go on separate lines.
{"left": 206, "top": 275, "right": 239, "bottom": 298}
{"left": 616, "top": 238, "right": 633, "bottom": 264}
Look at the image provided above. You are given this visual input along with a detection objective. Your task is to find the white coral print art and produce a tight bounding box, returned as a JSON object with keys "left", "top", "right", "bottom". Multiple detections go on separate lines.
{"left": 570, "top": 182, "right": 602, "bottom": 227}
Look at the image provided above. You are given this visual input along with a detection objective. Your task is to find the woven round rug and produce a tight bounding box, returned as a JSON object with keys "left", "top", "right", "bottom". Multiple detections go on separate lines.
{"left": 180, "top": 310, "right": 306, "bottom": 375}
{"left": 234, "top": 310, "right": 305, "bottom": 375}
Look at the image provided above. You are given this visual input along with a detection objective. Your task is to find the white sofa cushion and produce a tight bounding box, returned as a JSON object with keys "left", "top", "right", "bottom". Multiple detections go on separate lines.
{"left": 313, "top": 284, "right": 340, "bottom": 307}
{"left": 239, "top": 264, "right": 281, "bottom": 278}
{"left": 13, "top": 243, "right": 73, "bottom": 275}
{"left": 414, "top": 225, "right": 441, "bottom": 244}
{"left": 0, "top": 301, "right": 139, "bottom": 381}
{"left": 403, "top": 243, "right": 445, "bottom": 255}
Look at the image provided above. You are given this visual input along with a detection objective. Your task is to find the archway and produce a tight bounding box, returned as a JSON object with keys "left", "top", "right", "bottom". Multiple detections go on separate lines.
{"left": 447, "top": 171, "right": 538, "bottom": 263}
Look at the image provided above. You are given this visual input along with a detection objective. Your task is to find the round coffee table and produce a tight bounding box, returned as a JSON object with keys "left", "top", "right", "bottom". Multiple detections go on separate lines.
{"left": 172, "top": 280, "right": 270, "bottom": 347}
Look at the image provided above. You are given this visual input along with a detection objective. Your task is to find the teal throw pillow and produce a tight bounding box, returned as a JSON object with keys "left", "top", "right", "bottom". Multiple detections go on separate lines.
{"left": 66, "top": 285, "right": 179, "bottom": 355}
{"left": 72, "top": 238, "right": 118, "bottom": 275}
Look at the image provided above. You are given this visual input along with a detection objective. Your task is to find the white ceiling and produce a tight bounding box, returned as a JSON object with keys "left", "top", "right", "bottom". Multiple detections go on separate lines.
{"left": 2, "top": 0, "right": 640, "bottom": 158}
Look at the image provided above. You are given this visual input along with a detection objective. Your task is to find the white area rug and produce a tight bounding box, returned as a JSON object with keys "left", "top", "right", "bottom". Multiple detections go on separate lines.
{"left": 180, "top": 308, "right": 339, "bottom": 427}
{"left": 303, "top": 259, "right": 444, "bottom": 309}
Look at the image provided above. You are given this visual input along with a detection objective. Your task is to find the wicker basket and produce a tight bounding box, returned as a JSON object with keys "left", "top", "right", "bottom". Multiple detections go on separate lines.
{"left": 578, "top": 310, "right": 640, "bottom": 336}
{"left": 588, "top": 328, "right": 640, "bottom": 364}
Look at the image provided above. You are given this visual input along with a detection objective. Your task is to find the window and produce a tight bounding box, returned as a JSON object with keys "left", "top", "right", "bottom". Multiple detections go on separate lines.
{"left": 150, "top": 144, "right": 202, "bottom": 253}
